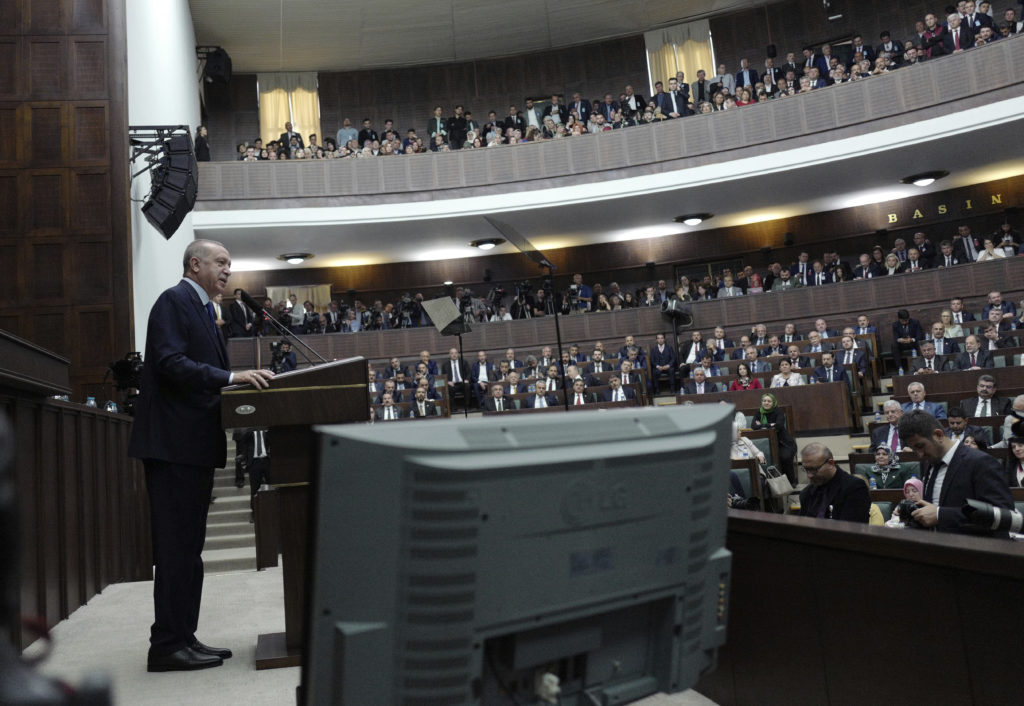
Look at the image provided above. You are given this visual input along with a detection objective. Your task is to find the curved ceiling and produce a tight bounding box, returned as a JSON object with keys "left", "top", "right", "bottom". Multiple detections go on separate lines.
{"left": 188, "top": 0, "right": 773, "bottom": 72}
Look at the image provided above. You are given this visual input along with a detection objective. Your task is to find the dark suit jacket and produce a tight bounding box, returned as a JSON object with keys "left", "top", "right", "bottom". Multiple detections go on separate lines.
{"left": 786, "top": 356, "right": 811, "bottom": 369}
{"left": 410, "top": 400, "right": 440, "bottom": 417}
{"left": 278, "top": 131, "right": 304, "bottom": 151}
{"left": 806, "top": 271, "right": 833, "bottom": 286}
{"left": 227, "top": 300, "right": 253, "bottom": 337}
{"left": 128, "top": 280, "right": 231, "bottom": 468}
{"left": 940, "top": 25, "right": 975, "bottom": 54}
{"left": 602, "top": 387, "right": 637, "bottom": 402}
{"left": 442, "top": 358, "right": 469, "bottom": 384}
{"left": 542, "top": 103, "right": 568, "bottom": 123}
{"left": 650, "top": 344, "right": 676, "bottom": 370}
{"left": 598, "top": 101, "right": 619, "bottom": 121}
{"left": 567, "top": 390, "right": 597, "bottom": 404}
{"left": 682, "top": 381, "right": 719, "bottom": 395}
{"left": 870, "top": 424, "right": 899, "bottom": 452}
{"left": 929, "top": 338, "right": 961, "bottom": 356}
{"left": 812, "top": 365, "right": 849, "bottom": 384}
{"left": 957, "top": 395, "right": 1012, "bottom": 417}
{"left": 524, "top": 393, "right": 558, "bottom": 409}
{"left": 953, "top": 350, "right": 994, "bottom": 370}
{"left": 735, "top": 68, "right": 759, "bottom": 88}
{"left": 909, "top": 355, "right": 951, "bottom": 373}
{"left": 484, "top": 396, "right": 519, "bottom": 412}
{"left": 374, "top": 390, "right": 404, "bottom": 405}
{"left": 854, "top": 263, "right": 882, "bottom": 279}
{"left": 802, "top": 341, "right": 835, "bottom": 354}
{"left": 798, "top": 468, "right": 870, "bottom": 522}
{"left": 502, "top": 114, "right": 526, "bottom": 135}
{"left": 892, "top": 319, "right": 925, "bottom": 343}
{"left": 898, "top": 259, "right": 930, "bottom": 273}
{"left": 374, "top": 405, "right": 406, "bottom": 420}
{"left": 921, "top": 444, "right": 1014, "bottom": 536}
{"left": 945, "top": 425, "right": 991, "bottom": 445}
{"left": 568, "top": 100, "right": 592, "bottom": 123}
{"left": 835, "top": 349, "right": 868, "bottom": 376}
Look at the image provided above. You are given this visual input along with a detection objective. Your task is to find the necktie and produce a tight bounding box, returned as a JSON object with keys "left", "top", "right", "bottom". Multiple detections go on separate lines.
{"left": 386, "top": 407, "right": 393, "bottom": 420}
{"left": 576, "top": 394, "right": 583, "bottom": 405}
{"left": 846, "top": 352, "right": 852, "bottom": 365}
{"left": 890, "top": 428, "right": 899, "bottom": 452}
{"left": 419, "top": 403, "right": 425, "bottom": 416}
{"left": 615, "top": 390, "right": 623, "bottom": 401}
{"left": 452, "top": 363, "right": 461, "bottom": 382}
{"left": 946, "top": 257, "right": 952, "bottom": 267}
{"left": 547, "top": 379, "right": 554, "bottom": 391}
{"left": 971, "top": 353, "right": 977, "bottom": 367}
{"left": 926, "top": 358, "right": 932, "bottom": 370}
{"left": 955, "top": 312, "right": 962, "bottom": 323}
{"left": 496, "top": 399, "right": 503, "bottom": 412}
{"left": 827, "top": 369, "right": 833, "bottom": 383}
{"left": 205, "top": 302, "right": 216, "bottom": 329}
{"left": 983, "top": 400, "right": 990, "bottom": 416}
{"left": 623, "top": 374, "right": 630, "bottom": 384}
{"left": 916, "top": 403, "right": 922, "bottom": 410}
{"left": 697, "top": 384, "right": 703, "bottom": 393}
{"left": 536, "top": 396, "right": 546, "bottom": 408}
{"left": 954, "top": 29, "right": 960, "bottom": 50}
{"left": 783, "top": 380, "right": 789, "bottom": 386}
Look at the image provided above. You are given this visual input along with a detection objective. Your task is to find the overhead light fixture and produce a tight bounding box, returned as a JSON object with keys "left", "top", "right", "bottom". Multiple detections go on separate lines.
{"left": 900, "top": 170, "right": 949, "bottom": 187}
{"left": 469, "top": 238, "right": 505, "bottom": 250}
{"left": 278, "top": 252, "right": 314, "bottom": 265}
{"left": 443, "top": 280, "right": 454, "bottom": 286}
{"left": 674, "top": 213, "right": 714, "bottom": 226}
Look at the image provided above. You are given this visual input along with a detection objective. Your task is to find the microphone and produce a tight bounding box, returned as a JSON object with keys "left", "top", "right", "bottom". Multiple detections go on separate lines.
{"left": 238, "top": 289, "right": 265, "bottom": 316}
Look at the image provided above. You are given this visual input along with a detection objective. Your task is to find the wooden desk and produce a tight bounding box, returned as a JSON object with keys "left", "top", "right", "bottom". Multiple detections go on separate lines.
{"left": 676, "top": 382, "right": 853, "bottom": 434}
{"left": 891, "top": 365, "right": 1024, "bottom": 397}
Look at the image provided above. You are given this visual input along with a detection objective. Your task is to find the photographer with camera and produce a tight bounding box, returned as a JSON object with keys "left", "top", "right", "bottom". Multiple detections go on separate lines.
{"left": 885, "top": 477, "right": 926, "bottom": 528}
{"left": 269, "top": 339, "right": 296, "bottom": 373}
{"left": 568, "top": 273, "right": 592, "bottom": 312}
{"left": 301, "top": 300, "right": 321, "bottom": 334}
{"left": 897, "top": 410, "right": 1015, "bottom": 537}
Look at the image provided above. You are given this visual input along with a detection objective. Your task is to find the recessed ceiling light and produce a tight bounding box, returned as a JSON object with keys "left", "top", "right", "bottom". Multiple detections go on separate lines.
{"left": 674, "top": 213, "right": 714, "bottom": 226}
{"left": 443, "top": 280, "right": 454, "bottom": 286}
{"left": 278, "top": 252, "right": 314, "bottom": 264}
{"left": 900, "top": 170, "right": 949, "bottom": 187}
{"left": 469, "top": 238, "right": 505, "bottom": 250}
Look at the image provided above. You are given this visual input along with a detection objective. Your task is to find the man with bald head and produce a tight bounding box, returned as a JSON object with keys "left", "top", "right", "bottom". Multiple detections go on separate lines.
{"left": 129, "top": 240, "right": 274, "bottom": 672}
{"left": 797, "top": 443, "right": 870, "bottom": 522}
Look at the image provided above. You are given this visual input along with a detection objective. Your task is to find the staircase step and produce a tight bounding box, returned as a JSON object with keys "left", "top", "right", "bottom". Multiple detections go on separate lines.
{"left": 202, "top": 546, "right": 257, "bottom": 574}
{"left": 207, "top": 507, "right": 251, "bottom": 524}
{"left": 207, "top": 520, "right": 253, "bottom": 537}
{"left": 205, "top": 533, "right": 256, "bottom": 551}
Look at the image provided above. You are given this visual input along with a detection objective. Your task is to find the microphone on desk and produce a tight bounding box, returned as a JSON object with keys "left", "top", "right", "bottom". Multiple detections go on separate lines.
{"left": 237, "top": 289, "right": 328, "bottom": 365}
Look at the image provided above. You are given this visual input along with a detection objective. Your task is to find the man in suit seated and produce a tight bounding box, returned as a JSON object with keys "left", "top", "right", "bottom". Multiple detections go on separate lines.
{"left": 730, "top": 336, "right": 753, "bottom": 360}
{"left": 568, "top": 378, "right": 596, "bottom": 406}
{"left": 897, "top": 247, "right": 929, "bottom": 273}
{"left": 802, "top": 331, "right": 834, "bottom": 355}
{"left": 806, "top": 261, "right": 832, "bottom": 286}
{"left": 709, "top": 326, "right": 733, "bottom": 356}
{"left": 928, "top": 322, "right": 960, "bottom": 357}
{"left": 981, "top": 290, "right": 1016, "bottom": 324}
{"left": 472, "top": 350, "right": 494, "bottom": 407}
{"left": 981, "top": 322, "right": 1017, "bottom": 352}
{"left": 484, "top": 383, "right": 519, "bottom": 412}
{"left": 785, "top": 344, "right": 811, "bottom": 370}
{"left": 683, "top": 367, "right": 718, "bottom": 395}
{"left": 374, "top": 379, "right": 403, "bottom": 405}
{"left": 414, "top": 377, "right": 440, "bottom": 401}
{"left": 953, "top": 335, "right": 994, "bottom": 370}
{"left": 409, "top": 386, "right": 440, "bottom": 417}
{"left": 797, "top": 443, "right": 870, "bottom": 522}
{"left": 618, "top": 360, "right": 642, "bottom": 387}
{"left": 944, "top": 406, "right": 990, "bottom": 445}
{"left": 959, "top": 374, "right": 1012, "bottom": 417}
{"left": 949, "top": 296, "right": 975, "bottom": 327}
{"left": 563, "top": 365, "right": 599, "bottom": 390}
{"left": 812, "top": 352, "right": 848, "bottom": 384}
{"left": 417, "top": 350, "right": 439, "bottom": 377}
{"left": 382, "top": 357, "right": 411, "bottom": 379}
{"left": 871, "top": 400, "right": 906, "bottom": 452}
{"left": 910, "top": 340, "right": 948, "bottom": 374}
{"left": 743, "top": 346, "right": 772, "bottom": 374}
{"left": 538, "top": 364, "right": 562, "bottom": 392}
{"left": 503, "top": 347, "right": 523, "bottom": 370}
{"left": 693, "top": 353, "right": 722, "bottom": 378}
{"left": 650, "top": 332, "right": 676, "bottom": 394}
{"left": 762, "top": 335, "right": 787, "bottom": 358}
{"left": 375, "top": 392, "right": 404, "bottom": 420}
{"left": 891, "top": 309, "right": 924, "bottom": 361}
{"left": 503, "top": 371, "right": 527, "bottom": 395}
{"left": 587, "top": 349, "right": 611, "bottom": 375}
{"left": 602, "top": 375, "right": 637, "bottom": 403}
{"left": 853, "top": 253, "right": 881, "bottom": 279}
{"left": 525, "top": 387, "right": 558, "bottom": 409}
{"left": 617, "top": 335, "right": 646, "bottom": 363}
{"left": 836, "top": 335, "right": 868, "bottom": 379}
{"left": 897, "top": 410, "right": 1013, "bottom": 536}
{"left": 901, "top": 381, "right": 947, "bottom": 419}
{"left": 442, "top": 347, "right": 469, "bottom": 401}
{"left": 813, "top": 318, "right": 840, "bottom": 339}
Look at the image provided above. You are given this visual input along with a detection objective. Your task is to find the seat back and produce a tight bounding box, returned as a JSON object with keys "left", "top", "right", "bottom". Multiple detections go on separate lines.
{"left": 874, "top": 501, "right": 894, "bottom": 522}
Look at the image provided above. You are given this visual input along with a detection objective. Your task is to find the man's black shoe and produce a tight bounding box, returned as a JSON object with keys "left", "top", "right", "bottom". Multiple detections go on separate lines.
{"left": 189, "top": 640, "right": 233, "bottom": 659}
{"left": 147, "top": 646, "right": 222, "bottom": 672}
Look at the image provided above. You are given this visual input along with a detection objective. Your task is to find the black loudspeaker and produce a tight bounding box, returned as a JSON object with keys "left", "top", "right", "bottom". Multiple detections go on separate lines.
{"left": 142, "top": 133, "right": 197, "bottom": 239}
{"left": 783, "top": 231, "right": 794, "bottom": 246}
{"left": 204, "top": 48, "right": 232, "bottom": 84}
{"left": 766, "top": 44, "right": 777, "bottom": 58}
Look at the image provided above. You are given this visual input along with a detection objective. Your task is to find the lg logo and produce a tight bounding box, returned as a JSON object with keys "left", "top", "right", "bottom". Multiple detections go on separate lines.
{"left": 560, "top": 480, "right": 629, "bottom": 525}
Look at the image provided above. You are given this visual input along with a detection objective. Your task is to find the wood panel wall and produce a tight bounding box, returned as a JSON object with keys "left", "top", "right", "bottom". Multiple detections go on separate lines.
{"left": 224, "top": 174, "right": 1024, "bottom": 311}
{"left": 0, "top": 0, "right": 132, "bottom": 403}
{"left": 203, "top": 35, "right": 649, "bottom": 161}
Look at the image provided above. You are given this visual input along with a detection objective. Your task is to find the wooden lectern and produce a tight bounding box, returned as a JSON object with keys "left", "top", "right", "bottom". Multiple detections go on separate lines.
{"left": 221, "top": 357, "right": 368, "bottom": 669}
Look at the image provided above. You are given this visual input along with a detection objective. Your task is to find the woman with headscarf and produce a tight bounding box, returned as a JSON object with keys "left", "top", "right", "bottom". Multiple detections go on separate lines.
{"left": 750, "top": 392, "right": 797, "bottom": 483}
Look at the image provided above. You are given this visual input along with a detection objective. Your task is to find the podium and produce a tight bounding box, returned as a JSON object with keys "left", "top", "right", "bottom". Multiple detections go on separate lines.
{"left": 221, "top": 357, "right": 368, "bottom": 668}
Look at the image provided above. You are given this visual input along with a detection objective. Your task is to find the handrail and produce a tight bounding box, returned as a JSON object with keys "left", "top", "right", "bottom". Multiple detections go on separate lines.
{"left": 196, "top": 37, "right": 1024, "bottom": 205}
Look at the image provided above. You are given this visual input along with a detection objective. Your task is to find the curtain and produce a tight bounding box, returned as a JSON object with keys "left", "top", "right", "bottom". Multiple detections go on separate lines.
{"left": 257, "top": 72, "right": 322, "bottom": 146}
{"left": 644, "top": 20, "right": 714, "bottom": 91}
{"left": 266, "top": 284, "right": 332, "bottom": 312}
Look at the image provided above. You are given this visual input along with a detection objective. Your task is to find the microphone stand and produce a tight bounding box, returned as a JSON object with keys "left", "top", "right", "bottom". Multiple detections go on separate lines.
{"left": 239, "top": 291, "right": 328, "bottom": 367}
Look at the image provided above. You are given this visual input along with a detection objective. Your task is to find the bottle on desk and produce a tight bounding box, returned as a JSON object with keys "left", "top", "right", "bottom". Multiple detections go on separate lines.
{"left": 898, "top": 366, "right": 904, "bottom": 376}
{"left": 869, "top": 477, "right": 878, "bottom": 490}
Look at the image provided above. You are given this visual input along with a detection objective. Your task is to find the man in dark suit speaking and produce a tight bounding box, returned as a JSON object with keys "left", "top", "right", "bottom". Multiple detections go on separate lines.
{"left": 898, "top": 410, "right": 1014, "bottom": 537}
{"left": 129, "top": 240, "right": 273, "bottom": 672}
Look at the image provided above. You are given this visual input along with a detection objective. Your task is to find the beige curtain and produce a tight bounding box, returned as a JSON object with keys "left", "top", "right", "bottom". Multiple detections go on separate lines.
{"left": 266, "top": 284, "right": 332, "bottom": 312}
{"left": 644, "top": 20, "right": 714, "bottom": 90}
{"left": 257, "top": 72, "right": 322, "bottom": 146}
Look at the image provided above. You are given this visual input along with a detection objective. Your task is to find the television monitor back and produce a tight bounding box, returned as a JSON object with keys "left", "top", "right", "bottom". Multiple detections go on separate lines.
{"left": 302, "top": 405, "right": 733, "bottom": 706}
